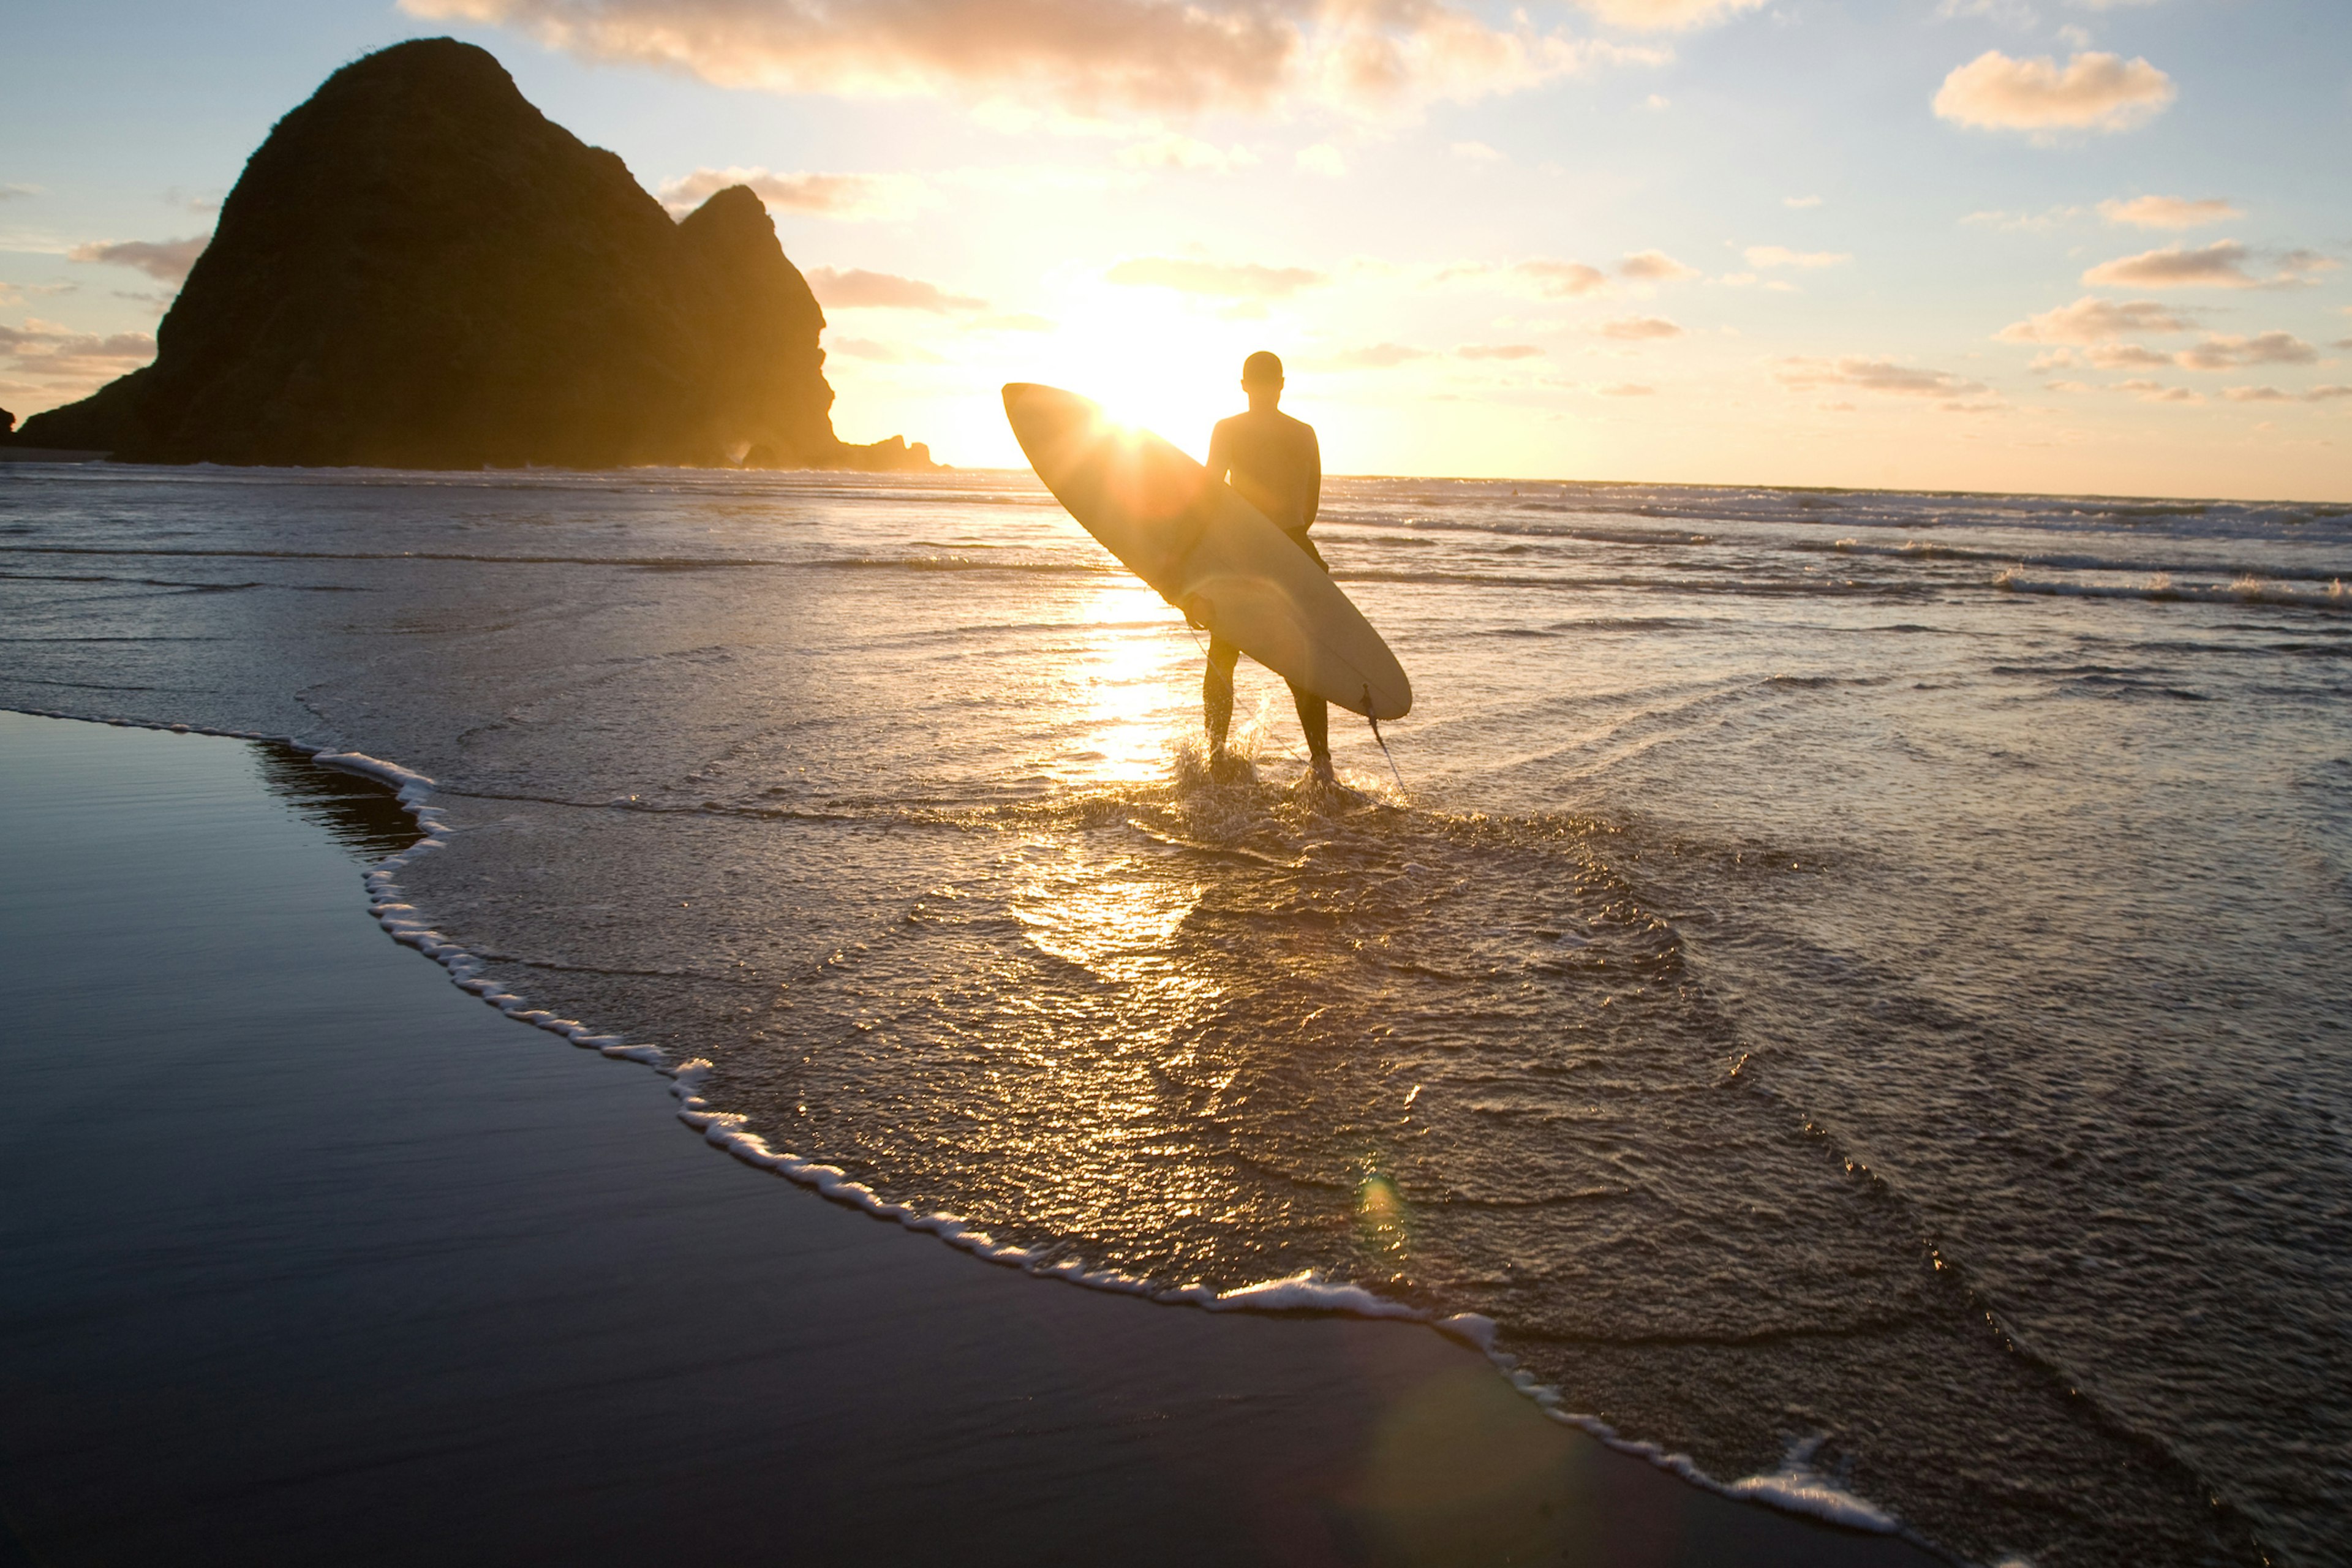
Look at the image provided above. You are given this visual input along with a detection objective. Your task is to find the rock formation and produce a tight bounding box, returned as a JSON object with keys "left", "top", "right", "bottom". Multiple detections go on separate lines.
{"left": 23, "top": 39, "right": 930, "bottom": 471}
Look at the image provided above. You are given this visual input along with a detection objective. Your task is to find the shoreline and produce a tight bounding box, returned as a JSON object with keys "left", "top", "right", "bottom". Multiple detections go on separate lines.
{"left": 0, "top": 707, "right": 1946, "bottom": 1566}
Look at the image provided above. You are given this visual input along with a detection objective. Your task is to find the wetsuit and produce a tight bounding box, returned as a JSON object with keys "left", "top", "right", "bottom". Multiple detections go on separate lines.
{"left": 1204, "top": 407, "right": 1328, "bottom": 770}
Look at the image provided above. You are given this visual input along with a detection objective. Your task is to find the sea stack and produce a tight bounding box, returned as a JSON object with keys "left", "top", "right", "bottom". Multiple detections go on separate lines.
{"left": 22, "top": 38, "right": 930, "bottom": 471}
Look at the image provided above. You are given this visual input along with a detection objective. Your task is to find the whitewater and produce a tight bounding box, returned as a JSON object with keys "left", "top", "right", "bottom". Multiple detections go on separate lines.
{"left": 1, "top": 461, "right": 2345, "bottom": 1567}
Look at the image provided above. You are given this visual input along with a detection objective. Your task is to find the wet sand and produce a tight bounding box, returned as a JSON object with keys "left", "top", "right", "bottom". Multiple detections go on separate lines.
{"left": 0, "top": 710, "right": 1944, "bottom": 1567}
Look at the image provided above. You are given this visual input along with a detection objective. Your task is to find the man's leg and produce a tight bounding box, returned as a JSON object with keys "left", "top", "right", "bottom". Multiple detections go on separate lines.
{"left": 1291, "top": 684, "right": 1333, "bottom": 782}
{"left": 1204, "top": 638, "right": 1240, "bottom": 758}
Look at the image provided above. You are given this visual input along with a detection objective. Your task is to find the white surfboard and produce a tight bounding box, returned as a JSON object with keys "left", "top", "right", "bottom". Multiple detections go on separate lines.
{"left": 1003, "top": 383, "right": 1411, "bottom": 721}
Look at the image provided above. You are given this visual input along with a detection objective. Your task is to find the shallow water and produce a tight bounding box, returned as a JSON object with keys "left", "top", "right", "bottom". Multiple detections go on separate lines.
{"left": 2, "top": 462, "right": 2346, "bottom": 1567}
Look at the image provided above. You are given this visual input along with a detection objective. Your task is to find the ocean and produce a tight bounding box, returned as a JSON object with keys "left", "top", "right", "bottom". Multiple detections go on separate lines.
{"left": 2, "top": 460, "right": 2345, "bottom": 1567}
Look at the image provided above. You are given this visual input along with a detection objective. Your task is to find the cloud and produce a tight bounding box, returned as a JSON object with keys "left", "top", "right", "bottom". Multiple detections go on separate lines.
{"left": 2098, "top": 194, "right": 2240, "bottom": 230}
{"left": 1575, "top": 0, "right": 1765, "bottom": 29}
{"left": 0, "top": 316, "right": 157, "bottom": 403}
{"left": 2222, "top": 385, "right": 2352, "bottom": 404}
{"left": 1118, "top": 134, "right": 1259, "bottom": 173}
{"left": 402, "top": 0, "right": 1665, "bottom": 121}
{"left": 1744, "top": 246, "right": 1849, "bottom": 270}
{"left": 2114, "top": 379, "right": 2201, "bottom": 403}
{"left": 1450, "top": 140, "right": 1502, "bottom": 162}
{"left": 0, "top": 184, "right": 41, "bottom": 201}
{"left": 824, "top": 336, "right": 944, "bottom": 363}
{"left": 1597, "top": 315, "right": 1684, "bottom": 340}
{"left": 1512, "top": 258, "right": 1610, "bottom": 297}
{"left": 2173, "top": 331, "right": 2318, "bottom": 371}
{"left": 2029, "top": 342, "right": 2176, "bottom": 371}
{"left": 2081, "top": 240, "right": 2337, "bottom": 290}
{"left": 1962, "top": 205, "right": 2083, "bottom": 232}
{"left": 1618, "top": 249, "right": 1698, "bottom": 282}
{"left": 657, "top": 167, "right": 925, "bottom": 221}
{"left": 1106, "top": 256, "right": 1326, "bottom": 298}
{"left": 1596, "top": 382, "right": 1656, "bottom": 396}
{"left": 66, "top": 234, "right": 209, "bottom": 285}
{"left": 806, "top": 266, "right": 987, "bottom": 312}
{"left": 1318, "top": 342, "right": 1433, "bottom": 369}
{"left": 1996, "top": 296, "right": 2195, "bottom": 344}
{"left": 1458, "top": 343, "right": 1544, "bottom": 360}
{"left": 1777, "top": 356, "right": 1994, "bottom": 402}
{"left": 1932, "top": 50, "right": 2174, "bottom": 134}
{"left": 1934, "top": 0, "right": 2035, "bottom": 23}
{"left": 970, "top": 312, "right": 1056, "bottom": 333}
{"left": 1295, "top": 143, "right": 1347, "bottom": 176}
{"left": 0, "top": 281, "right": 74, "bottom": 308}
{"left": 1783, "top": 195, "right": 1822, "bottom": 209}
{"left": 2090, "top": 344, "right": 2176, "bottom": 369}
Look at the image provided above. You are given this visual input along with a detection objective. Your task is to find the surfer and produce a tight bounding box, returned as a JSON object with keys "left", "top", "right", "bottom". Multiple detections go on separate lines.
{"left": 1204, "top": 351, "right": 1332, "bottom": 783}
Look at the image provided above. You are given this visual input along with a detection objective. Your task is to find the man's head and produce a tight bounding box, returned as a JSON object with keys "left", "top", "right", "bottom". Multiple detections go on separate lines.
{"left": 1242, "top": 350, "right": 1283, "bottom": 410}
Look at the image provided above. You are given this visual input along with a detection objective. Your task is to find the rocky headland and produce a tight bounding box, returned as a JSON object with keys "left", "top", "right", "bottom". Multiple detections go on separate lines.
{"left": 20, "top": 39, "right": 932, "bottom": 472}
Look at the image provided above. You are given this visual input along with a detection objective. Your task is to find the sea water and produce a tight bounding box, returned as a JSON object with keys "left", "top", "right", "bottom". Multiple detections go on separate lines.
{"left": 1, "top": 462, "right": 2345, "bottom": 1567}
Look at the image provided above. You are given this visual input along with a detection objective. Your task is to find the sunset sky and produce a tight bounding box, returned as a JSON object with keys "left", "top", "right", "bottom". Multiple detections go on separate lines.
{"left": 5, "top": 0, "right": 2348, "bottom": 499}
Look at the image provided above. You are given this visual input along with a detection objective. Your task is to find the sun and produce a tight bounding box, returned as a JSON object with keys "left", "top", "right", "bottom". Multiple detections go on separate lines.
{"left": 1019, "top": 277, "right": 1291, "bottom": 458}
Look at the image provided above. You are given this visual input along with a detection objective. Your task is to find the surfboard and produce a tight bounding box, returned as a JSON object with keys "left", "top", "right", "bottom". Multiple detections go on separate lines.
{"left": 1002, "top": 383, "right": 1411, "bottom": 721}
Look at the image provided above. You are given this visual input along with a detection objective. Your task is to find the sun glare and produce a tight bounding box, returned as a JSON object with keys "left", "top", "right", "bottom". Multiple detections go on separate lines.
{"left": 1020, "top": 278, "right": 1290, "bottom": 461}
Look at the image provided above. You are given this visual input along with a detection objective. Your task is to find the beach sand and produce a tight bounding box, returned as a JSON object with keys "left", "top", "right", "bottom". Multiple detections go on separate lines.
{"left": 0, "top": 710, "right": 1943, "bottom": 1567}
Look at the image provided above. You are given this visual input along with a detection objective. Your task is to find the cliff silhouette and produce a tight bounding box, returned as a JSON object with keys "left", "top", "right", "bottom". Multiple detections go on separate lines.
{"left": 21, "top": 39, "right": 930, "bottom": 471}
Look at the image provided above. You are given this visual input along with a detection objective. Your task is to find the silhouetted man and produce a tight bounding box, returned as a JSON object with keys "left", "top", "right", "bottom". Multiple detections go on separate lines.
{"left": 1204, "top": 350, "right": 1331, "bottom": 783}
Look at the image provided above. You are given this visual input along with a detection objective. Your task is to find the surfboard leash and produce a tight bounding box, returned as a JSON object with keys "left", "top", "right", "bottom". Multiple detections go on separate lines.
{"left": 1365, "top": 685, "right": 1407, "bottom": 793}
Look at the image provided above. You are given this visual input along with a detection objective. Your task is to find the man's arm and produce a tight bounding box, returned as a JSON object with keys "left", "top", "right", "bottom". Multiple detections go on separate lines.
{"left": 1206, "top": 418, "right": 1232, "bottom": 484}
{"left": 1302, "top": 424, "right": 1321, "bottom": 529}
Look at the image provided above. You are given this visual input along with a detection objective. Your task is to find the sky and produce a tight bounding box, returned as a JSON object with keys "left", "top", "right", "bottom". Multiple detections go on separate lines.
{"left": 4, "top": 0, "right": 2348, "bottom": 499}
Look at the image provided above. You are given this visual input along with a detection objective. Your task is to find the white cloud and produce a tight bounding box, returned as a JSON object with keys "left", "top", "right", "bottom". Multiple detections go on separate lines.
{"left": 1777, "top": 356, "right": 1995, "bottom": 404}
{"left": 2114, "top": 379, "right": 2201, "bottom": 404}
{"left": 807, "top": 266, "right": 987, "bottom": 311}
{"left": 824, "top": 336, "right": 944, "bottom": 363}
{"left": 2223, "top": 385, "right": 2352, "bottom": 404}
{"left": 1933, "top": 50, "right": 2174, "bottom": 134}
{"left": 66, "top": 234, "right": 209, "bottom": 285}
{"left": 0, "top": 184, "right": 41, "bottom": 201}
{"left": 0, "top": 281, "right": 73, "bottom": 308}
{"left": 403, "top": 0, "right": 1666, "bottom": 121}
{"left": 1106, "top": 256, "right": 1327, "bottom": 298}
{"left": 657, "top": 167, "right": 925, "bottom": 221}
{"left": 1450, "top": 140, "right": 1502, "bottom": 162}
{"left": 2098, "top": 194, "right": 2241, "bottom": 230}
{"left": 1619, "top": 249, "right": 1698, "bottom": 282}
{"left": 1512, "top": 258, "right": 1610, "bottom": 297}
{"left": 1118, "top": 134, "right": 1259, "bottom": 173}
{"left": 1745, "top": 246, "right": 1850, "bottom": 269}
{"left": 1783, "top": 195, "right": 1822, "bottom": 209}
{"left": 1996, "top": 296, "right": 2196, "bottom": 344}
{"left": 2089, "top": 344, "right": 2177, "bottom": 370}
{"left": 1962, "top": 206, "right": 2083, "bottom": 232}
{"left": 0, "top": 316, "right": 157, "bottom": 405}
{"left": 2174, "top": 331, "right": 2318, "bottom": 371}
{"left": 1596, "top": 382, "right": 1656, "bottom": 396}
{"left": 970, "top": 312, "right": 1055, "bottom": 333}
{"left": 1597, "top": 315, "right": 1684, "bottom": 340}
{"left": 1935, "top": 0, "right": 2036, "bottom": 24}
{"left": 2081, "top": 240, "right": 2338, "bottom": 290}
{"left": 1458, "top": 343, "right": 1544, "bottom": 360}
{"left": 1316, "top": 342, "right": 1434, "bottom": 369}
{"left": 1295, "top": 142, "right": 1348, "bottom": 176}
{"left": 1576, "top": 0, "right": 1765, "bottom": 29}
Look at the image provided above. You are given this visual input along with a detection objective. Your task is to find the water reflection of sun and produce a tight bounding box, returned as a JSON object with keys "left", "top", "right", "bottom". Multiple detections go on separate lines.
{"left": 1053, "top": 581, "right": 1193, "bottom": 788}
